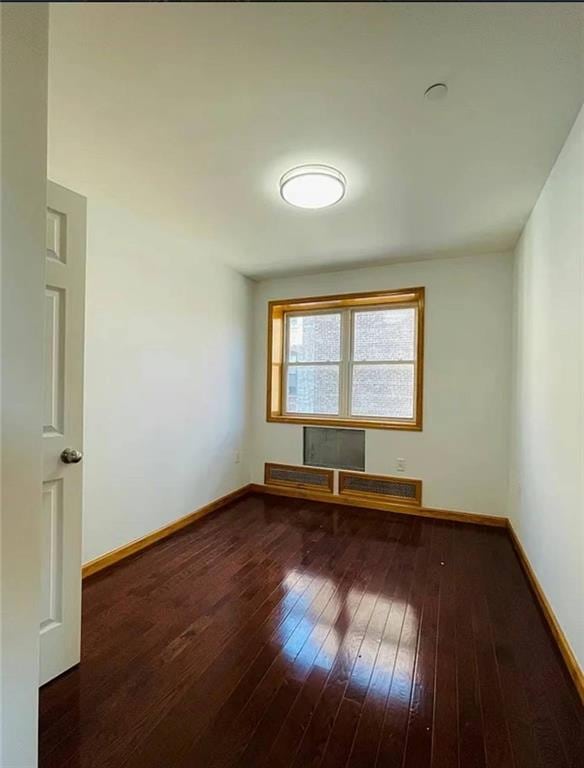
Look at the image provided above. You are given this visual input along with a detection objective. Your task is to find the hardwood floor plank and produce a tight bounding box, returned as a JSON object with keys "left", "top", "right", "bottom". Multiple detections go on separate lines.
{"left": 374, "top": 519, "right": 433, "bottom": 768}
{"left": 476, "top": 528, "right": 548, "bottom": 768}
{"left": 194, "top": 519, "right": 392, "bottom": 768}
{"left": 42, "top": 503, "right": 313, "bottom": 763}
{"left": 38, "top": 495, "right": 584, "bottom": 768}
{"left": 478, "top": 529, "right": 582, "bottom": 768}
{"left": 223, "top": 520, "right": 395, "bottom": 768}
{"left": 288, "top": 519, "right": 406, "bottom": 768}
{"left": 466, "top": 528, "right": 515, "bottom": 768}
{"left": 345, "top": 519, "right": 421, "bottom": 768}
{"left": 256, "top": 523, "right": 411, "bottom": 768}
{"left": 259, "top": 518, "right": 404, "bottom": 768}
{"left": 454, "top": 525, "right": 488, "bottom": 768}
{"left": 429, "top": 522, "right": 460, "bottom": 768}
{"left": 39, "top": 500, "right": 264, "bottom": 723}
{"left": 117, "top": 502, "right": 367, "bottom": 768}
{"left": 401, "top": 519, "right": 441, "bottom": 768}
{"left": 40, "top": 502, "right": 301, "bottom": 759}
{"left": 320, "top": 697, "right": 362, "bottom": 768}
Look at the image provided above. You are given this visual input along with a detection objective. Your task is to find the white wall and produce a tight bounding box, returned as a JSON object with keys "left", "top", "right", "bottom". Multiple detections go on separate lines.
{"left": 71, "top": 197, "right": 252, "bottom": 564}
{"left": 251, "top": 252, "right": 513, "bottom": 518}
{"left": 0, "top": 4, "right": 48, "bottom": 766}
{"left": 510, "top": 104, "right": 584, "bottom": 669}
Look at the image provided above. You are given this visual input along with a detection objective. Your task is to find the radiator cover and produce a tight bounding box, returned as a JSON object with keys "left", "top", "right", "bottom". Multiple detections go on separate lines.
{"left": 339, "top": 471, "right": 422, "bottom": 506}
{"left": 264, "top": 462, "right": 334, "bottom": 494}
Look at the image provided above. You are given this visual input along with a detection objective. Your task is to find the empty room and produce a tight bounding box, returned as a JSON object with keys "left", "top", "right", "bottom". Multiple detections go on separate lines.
{"left": 1, "top": 2, "right": 583, "bottom": 767}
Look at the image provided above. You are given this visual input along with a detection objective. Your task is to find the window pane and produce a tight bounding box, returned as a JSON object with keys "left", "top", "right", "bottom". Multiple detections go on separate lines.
{"left": 286, "top": 365, "right": 339, "bottom": 414}
{"left": 353, "top": 308, "right": 415, "bottom": 362}
{"left": 351, "top": 363, "right": 415, "bottom": 419}
{"left": 287, "top": 313, "right": 341, "bottom": 363}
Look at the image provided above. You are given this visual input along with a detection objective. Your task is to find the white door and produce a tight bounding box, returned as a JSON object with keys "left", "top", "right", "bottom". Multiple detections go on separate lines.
{"left": 40, "top": 181, "right": 86, "bottom": 685}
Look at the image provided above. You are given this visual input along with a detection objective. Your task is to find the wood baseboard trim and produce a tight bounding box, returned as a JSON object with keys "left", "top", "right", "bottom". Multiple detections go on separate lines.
{"left": 248, "top": 483, "right": 507, "bottom": 528}
{"left": 82, "top": 484, "right": 253, "bottom": 579}
{"left": 507, "top": 522, "right": 584, "bottom": 704}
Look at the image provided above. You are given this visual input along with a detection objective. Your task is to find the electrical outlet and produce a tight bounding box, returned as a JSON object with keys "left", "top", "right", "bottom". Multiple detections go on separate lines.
{"left": 396, "top": 457, "right": 406, "bottom": 472}
{"left": 234, "top": 450, "right": 241, "bottom": 464}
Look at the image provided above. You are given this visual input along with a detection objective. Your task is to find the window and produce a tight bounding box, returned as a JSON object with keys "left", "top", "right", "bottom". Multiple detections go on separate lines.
{"left": 267, "top": 287, "right": 424, "bottom": 430}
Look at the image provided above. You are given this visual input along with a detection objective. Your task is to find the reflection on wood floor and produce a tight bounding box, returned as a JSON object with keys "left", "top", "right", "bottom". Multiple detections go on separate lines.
{"left": 39, "top": 493, "right": 583, "bottom": 768}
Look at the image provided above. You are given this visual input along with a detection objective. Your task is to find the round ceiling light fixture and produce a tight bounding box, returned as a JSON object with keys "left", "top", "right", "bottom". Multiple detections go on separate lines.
{"left": 280, "top": 164, "right": 346, "bottom": 209}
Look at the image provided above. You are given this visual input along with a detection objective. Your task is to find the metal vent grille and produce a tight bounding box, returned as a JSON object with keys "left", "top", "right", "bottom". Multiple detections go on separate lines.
{"left": 339, "top": 471, "right": 421, "bottom": 506}
{"left": 265, "top": 463, "right": 334, "bottom": 493}
{"left": 303, "top": 427, "right": 365, "bottom": 471}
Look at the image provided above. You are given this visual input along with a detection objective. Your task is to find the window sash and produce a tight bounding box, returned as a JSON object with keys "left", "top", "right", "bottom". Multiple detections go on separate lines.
{"left": 282, "top": 304, "right": 418, "bottom": 421}
{"left": 349, "top": 362, "right": 416, "bottom": 420}
{"left": 284, "top": 309, "right": 344, "bottom": 417}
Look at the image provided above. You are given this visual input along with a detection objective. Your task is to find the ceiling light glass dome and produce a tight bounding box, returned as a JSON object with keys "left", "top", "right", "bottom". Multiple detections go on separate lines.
{"left": 280, "top": 164, "right": 346, "bottom": 209}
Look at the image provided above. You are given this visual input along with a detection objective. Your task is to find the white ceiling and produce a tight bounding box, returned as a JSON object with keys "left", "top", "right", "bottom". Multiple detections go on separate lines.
{"left": 48, "top": 3, "right": 584, "bottom": 278}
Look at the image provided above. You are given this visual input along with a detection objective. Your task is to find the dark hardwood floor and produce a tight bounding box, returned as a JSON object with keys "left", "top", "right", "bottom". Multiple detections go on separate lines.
{"left": 39, "top": 493, "right": 583, "bottom": 768}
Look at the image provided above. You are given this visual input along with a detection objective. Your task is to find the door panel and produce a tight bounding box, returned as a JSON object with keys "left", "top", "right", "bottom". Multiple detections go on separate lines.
{"left": 40, "top": 480, "right": 64, "bottom": 632}
{"left": 43, "top": 287, "right": 65, "bottom": 435}
{"left": 40, "top": 181, "right": 86, "bottom": 686}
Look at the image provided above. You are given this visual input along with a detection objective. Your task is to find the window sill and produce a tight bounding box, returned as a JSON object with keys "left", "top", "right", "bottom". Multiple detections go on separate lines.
{"left": 266, "top": 414, "right": 423, "bottom": 431}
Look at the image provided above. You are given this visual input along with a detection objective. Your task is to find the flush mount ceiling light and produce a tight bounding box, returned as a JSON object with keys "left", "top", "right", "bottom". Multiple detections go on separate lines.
{"left": 280, "top": 164, "right": 346, "bottom": 209}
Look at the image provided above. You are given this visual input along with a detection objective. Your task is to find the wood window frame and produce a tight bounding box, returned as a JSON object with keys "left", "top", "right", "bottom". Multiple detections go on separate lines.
{"left": 266, "top": 287, "right": 424, "bottom": 431}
